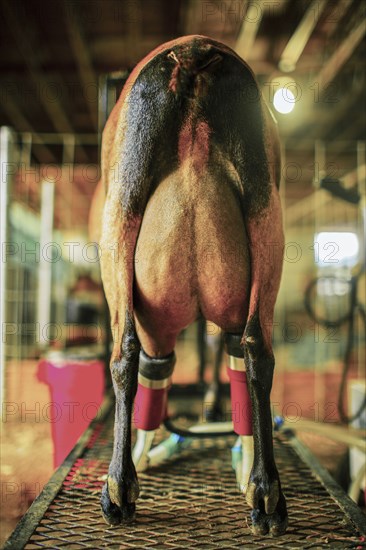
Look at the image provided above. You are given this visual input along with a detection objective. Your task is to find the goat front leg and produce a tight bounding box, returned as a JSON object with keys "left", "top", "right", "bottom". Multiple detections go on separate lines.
{"left": 243, "top": 311, "right": 287, "bottom": 536}
{"left": 101, "top": 312, "right": 140, "bottom": 525}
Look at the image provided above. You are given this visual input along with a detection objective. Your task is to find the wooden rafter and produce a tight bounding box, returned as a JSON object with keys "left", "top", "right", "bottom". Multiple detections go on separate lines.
{"left": 293, "top": 77, "right": 364, "bottom": 150}
{"left": 316, "top": 17, "right": 365, "bottom": 90}
{"left": 235, "top": 0, "right": 264, "bottom": 60}
{"left": 324, "top": 0, "right": 354, "bottom": 38}
{"left": 279, "top": 0, "right": 328, "bottom": 72}
{"left": 1, "top": 95, "right": 57, "bottom": 164}
{"left": 61, "top": 2, "right": 98, "bottom": 131}
{"left": 1, "top": 0, "right": 88, "bottom": 162}
{"left": 285, "top": 163, "right": 365, "bottom": 226}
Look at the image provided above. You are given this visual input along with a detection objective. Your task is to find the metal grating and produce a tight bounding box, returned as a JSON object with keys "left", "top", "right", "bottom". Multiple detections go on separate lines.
{"left": 5, "top": 400, "right": 366, "bottom": 550}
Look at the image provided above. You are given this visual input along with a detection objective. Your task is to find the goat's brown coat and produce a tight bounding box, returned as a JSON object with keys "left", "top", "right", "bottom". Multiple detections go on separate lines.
{"left": 93, "top": 35, "right": 287, "bottom": 535}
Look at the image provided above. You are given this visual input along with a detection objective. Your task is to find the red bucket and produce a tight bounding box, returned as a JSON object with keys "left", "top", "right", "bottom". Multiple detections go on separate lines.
{"left": 38, "top": 352, "right": 105, "bottom": 468}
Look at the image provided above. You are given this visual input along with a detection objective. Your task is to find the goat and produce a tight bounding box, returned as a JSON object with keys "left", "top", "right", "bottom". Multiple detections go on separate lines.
{"left": 96, "top": 35, "right": 287, "bottom": 536}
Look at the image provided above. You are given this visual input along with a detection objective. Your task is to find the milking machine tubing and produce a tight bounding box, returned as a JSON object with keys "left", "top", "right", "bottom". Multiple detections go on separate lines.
{"left": 163, "top": 416, "right": 235, "bottom": 438}
{"left": 304, "top": 176, "right": 366, "bottom": 424}
{"left": 165, "top": 327, "right": 233, "bottom": 436}
{"left": 304, "top": 271, "right": 366, "bottom": 424}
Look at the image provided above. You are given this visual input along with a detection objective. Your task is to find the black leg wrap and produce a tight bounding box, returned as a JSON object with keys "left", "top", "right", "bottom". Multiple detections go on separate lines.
{"left": 139, "top": 349, "right": 176, "bottom": 380}
{"left": 223, "top": 332, "right": 244, "bottom": 358}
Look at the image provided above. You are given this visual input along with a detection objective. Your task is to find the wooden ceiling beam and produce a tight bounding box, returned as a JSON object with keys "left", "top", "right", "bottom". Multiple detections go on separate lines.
{"left": 285, "top": 23, "right": 365, "bottom": 150}
{"left": 292, "top": 77, "right": 364, "bottom": 150}
{"left": 182, "top": 0, "right": 210, "bottom": 35}
{"left": 235, "top": 0, "right": 263, "bottom": 60}
{"left": 235, "top": 0, "right": 289, "bottom": 60}
{"left": 217, "top": 0, "right": 247, "bottom": 42}
{"left": 324, "top": 0, "right": 353, "bottom": 38}
{"left": 285, "top": 162, "right": 364, "bottom": 226}
{"left": 1, "top": 0, "right": 88, "bottom": 162}
{"left": 329, "top": 117, "right": 365, "bottom": 149}
{"left": 279, "top": 0, "right": 328, "bottom": 72}
{"left": 316, "top": 17, "right": 365, "bottom": 90}
{"left": 0, "top": 95, "right": 57, "bottom": 164}
{"left": 62, "top": 2, "right": 98, "bottom": 131}
{"left": 182, "top": 0, "right": 240, "bottom": 39}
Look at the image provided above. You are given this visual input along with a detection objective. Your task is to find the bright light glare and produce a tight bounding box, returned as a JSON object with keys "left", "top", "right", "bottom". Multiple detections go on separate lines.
{"left": 315, "top": 232, "right": 359, "bottom": 267}
{"left": 273, "top": 88, "right": 295, "bottom": 114}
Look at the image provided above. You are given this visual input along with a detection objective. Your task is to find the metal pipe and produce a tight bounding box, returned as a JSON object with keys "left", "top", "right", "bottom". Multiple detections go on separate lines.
{"left": 317, "top": 18, "right": 366, "bottom": 90}
{"left": 235, "top": 0, "right": 264, "bottom": 60}
{"left": 279, "top": 0, "right": 328, "bottom": 72}
{"left": 0, "top": 127, "right": 15, "bottom": 411}
{"left": 37, "top": 179, "right": 55, "bottom": 346}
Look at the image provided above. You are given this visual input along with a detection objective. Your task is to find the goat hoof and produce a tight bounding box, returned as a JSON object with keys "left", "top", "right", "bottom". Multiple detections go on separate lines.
{"left": 246, "top": 477, "right": 279, "bottom": 514}
{"left": 101, "top": 483, "right": 122, "bottom": 526}
{"left": 269, "top": 514, "right": 288, "bottom": 537}
{"left": 101, "top": 482, "right": 137, "bottom": 525}
{"left": 251, "top": 508, "right": 269, "bottom": 535}
{"left": 100, "top": 470, "right": 139, "bottom": 526}
{"left": 107, "top": 472, "right": 140, "bottom": 508}
{"left": 250, "top": 491, "right": 288, "bottom": 537}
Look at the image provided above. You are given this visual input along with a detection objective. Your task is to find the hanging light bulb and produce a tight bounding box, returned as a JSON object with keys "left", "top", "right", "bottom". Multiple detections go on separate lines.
{"left": 273, "top": 88, "right": 296, "bottom": 114}
{"left": 270, "top": 77, "right": 298, "bottom": 115}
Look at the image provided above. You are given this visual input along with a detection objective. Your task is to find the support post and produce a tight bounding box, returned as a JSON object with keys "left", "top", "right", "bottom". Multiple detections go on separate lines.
{"left": 0, "top": 127, "right": 16, "bottom": 412}
{"left": 37, "top": 179, "right": 55, "bottom": 346}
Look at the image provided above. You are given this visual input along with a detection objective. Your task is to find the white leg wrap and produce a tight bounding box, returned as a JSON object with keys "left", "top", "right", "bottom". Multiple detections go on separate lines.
{"left": 132, "top": 429, "right": 155, "bottom": 472}
{"left": 240, "top": 434, "right": 254, "bottom": 494}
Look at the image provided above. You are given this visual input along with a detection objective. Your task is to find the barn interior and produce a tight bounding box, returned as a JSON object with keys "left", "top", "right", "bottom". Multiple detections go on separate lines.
{"left": 0, "top": 0, "right": 365, "bottom": 547}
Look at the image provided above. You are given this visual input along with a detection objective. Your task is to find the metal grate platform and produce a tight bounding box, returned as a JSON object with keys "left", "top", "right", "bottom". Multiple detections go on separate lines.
{"left": 4, "top": 397, "right": 366, "bottom": 549}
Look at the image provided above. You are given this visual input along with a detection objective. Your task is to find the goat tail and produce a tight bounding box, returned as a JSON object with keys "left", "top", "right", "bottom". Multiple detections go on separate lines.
{"left": 167, "top": 48, "right": 222, "bottom": 98}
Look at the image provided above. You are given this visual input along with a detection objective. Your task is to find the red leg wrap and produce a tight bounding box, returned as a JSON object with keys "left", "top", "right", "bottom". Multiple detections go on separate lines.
{"left": 134, "top": 384, "right": 170, "bottom": 431}
{"left": 227, "top": 366, "right": 253, "bottom": 435}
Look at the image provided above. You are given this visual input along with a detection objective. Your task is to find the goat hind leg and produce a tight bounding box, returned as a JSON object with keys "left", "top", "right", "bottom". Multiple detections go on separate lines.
{"left": 243, "top": 311, "right": 287, "bottom": 536}
{"left": 101, "top": 312, "right": 140, "bottom": 525}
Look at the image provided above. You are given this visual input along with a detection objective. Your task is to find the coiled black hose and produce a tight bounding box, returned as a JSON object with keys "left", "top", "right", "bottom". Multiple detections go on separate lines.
{"left": 304, "top": 274, "right": 366, "bottom": 424}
